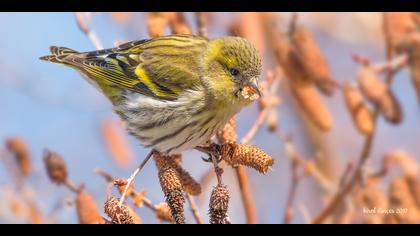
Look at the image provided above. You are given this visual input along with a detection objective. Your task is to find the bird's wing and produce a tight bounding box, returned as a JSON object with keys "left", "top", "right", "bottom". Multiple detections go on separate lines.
{"left": 56, "top": 35, "right": 209, "bottom": 101}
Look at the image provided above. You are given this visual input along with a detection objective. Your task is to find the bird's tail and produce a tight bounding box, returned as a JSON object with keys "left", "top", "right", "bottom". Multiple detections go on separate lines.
{"left": 39, "top": 46, "right": 79, "bottom": 64}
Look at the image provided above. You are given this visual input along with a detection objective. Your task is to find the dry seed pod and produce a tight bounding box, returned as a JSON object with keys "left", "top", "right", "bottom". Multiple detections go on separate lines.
{"left": 290, "top": 27, "right": 335, "bottom": 96}
{"left": 209, "top": 184, "right": 230, "bottom": 224}
{"left": 110, "top": 12, "right": 131, "bottom": 24}
{"left": 165, "top": 12, "right": 192, "bottom": 35}
{"left": 221, "top": 143, "right": 274, "bottom": 174}
{"left": 155, "top": 202, "right": 174, "bottom": 223}
{"left": 406, "top": 177, "right": 420, "bottom": 208}
{"left": 5, "top": 137, "right": 31, "bottom": 176}
{"left": 357, "top": 66, "right": 402, "bottom": 124}
{"left": 195, "top": 12, "right": 208, "bottom": 37}
{"left": 378, "top": 91, "right": 403, "bottom": 124}
{"left": 396, "top": 33, "right": 420, "bottom": 104}
{"left": 154, "top": 152, "right": 185, "bottom": 224}
{"left": 75, "top": 191, "right": 104, "bottom": 224}
{"left": 155, "top": 203, "right": 174, "bottom": 223}
{"left": 389, "top": 176, "right": 420, "bottom": 223}
{"left": 384, "top": 150, "right": 419, "bottom": 179}
{"left": 155, "top": 154, "right": 201, "bottom": 196}
{"left": 101, "top": 119, "right": 134, "bottom": 169}
{"left": 147, "top": 12, "right": 168, "bottom": 38}
{"left": 343, "top": 82, "right": 374, "bottom": 135}
{"left": 291, "top": 82, "right": 333, "bottom": 131}
{"left": 237, "top": 12, "right": 265, "bottom": 53}
{"left": 43, "top": 150, "right": 68, "bottom": 185}
{"left": 357, "top": 66, "right": 388, "bottom": 102}
{"left": 353, "top": 183, "right": 388, "bottom": 224}
{"left": 216, "top": 117, "right": 237, "bottom": 144}
{"left": 104, "top": 197, "right": 138, "bottom": 224}
{"left": 175, "top": 165, "right": 202, "bottom": 196}
{"left": 383, "top": 12, "right": 418, "bottom": 56}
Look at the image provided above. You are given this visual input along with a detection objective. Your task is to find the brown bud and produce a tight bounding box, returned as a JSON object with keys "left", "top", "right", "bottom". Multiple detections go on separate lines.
{"left": 209, "top": 184, "right": 230, "bottom": 224}
{"left": 147, "top": 12, "right": 168, "bottom": 38}
{"left": 5, "top": 137, "right": 31, "bottom": 176}
{"left": 291, "top": 27, "right": 335, "bottom": 96}
{"left": 154, "top": 152, "right": 185, "bottom": 224}
{"left": 104, "top": 197, "right": 139, "bottom": 224}
{"left": 43, "top": 150, "right": 68, "bottom": 185}
{"left": 217, "top": 117, "right": 237, "bottom": 144}
{"left": 155, "top": 202, "right": 175, "bottom": 223}
{"left": 221, "top": 143, "right": 274, "bottom": 174}
{"left": 265, "top": 108, "right": 278, "bottom": 132}
{"left": 357, "top": 66, "right": 402, "bottom": 124}
{"left": 75, "top": 190, "right": 104, "bottom": 224}
{"left": 383, "top": 12, "right": 418, "bottom": 56}
{"left": 291, "top": 82, "right": 333, "bottom": 131}
{"left": 343, "top": 82, "right": 374, "bottom": 135}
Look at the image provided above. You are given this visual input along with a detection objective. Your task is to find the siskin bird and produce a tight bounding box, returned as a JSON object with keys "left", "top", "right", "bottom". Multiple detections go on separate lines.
{"left": 40, "top": 35, "right": 262, "bottom": 155}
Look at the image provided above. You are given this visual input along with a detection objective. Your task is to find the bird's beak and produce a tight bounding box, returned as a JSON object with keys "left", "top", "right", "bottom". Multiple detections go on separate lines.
{"left": 240, "top": 78, "right": 262, "bottom": 100}
{"left": 248, "top": 78, "right": 262, "bottom": 98}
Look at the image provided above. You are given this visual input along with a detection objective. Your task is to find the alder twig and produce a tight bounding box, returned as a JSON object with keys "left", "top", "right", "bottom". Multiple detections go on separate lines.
{"left": 311, "top": 53, "right": 403, "bottom": 224}
{"left": 94, "top": 168, "right": 158, "bottom": 213}
{"left": 186, "top": 194, "right": 203, "bottom": 224}
{"left": 283, "top": 152, "right": 301, "bottom": 224}
{"left": 75, "top": 12, "right": 104, "bottom": 50}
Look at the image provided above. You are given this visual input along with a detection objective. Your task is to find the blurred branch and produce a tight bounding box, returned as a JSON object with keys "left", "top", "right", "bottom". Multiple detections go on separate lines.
{"left": 75, "top": 12, "right": 104, "bottom": 50}
{"left": 311, "top": 53, "right": 403, "bottom": 224}
{"left": 186, "top": 194, "right": 203, "bottom": 224}
{"left": 282, "top": 137, "right": 301, "bottom": 224}
{"left": 195, "top": 12, "right": 208, "bottom": 37}
{"left": 94, "top": 168, "right": 158, "bottom": 213}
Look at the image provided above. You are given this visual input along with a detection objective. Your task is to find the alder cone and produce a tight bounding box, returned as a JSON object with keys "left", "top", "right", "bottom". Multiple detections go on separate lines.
{"left": 75, "top": 191, "right": 104, "bottom": 224}
{"left": 397, "top": 32, "right": 420, "bottom": 104}
{"left": 343, "top": 82, "right": 374, "bottom": 135}
{"left": 357, "top": 66, "right": 402, "bottom": 124}
{"left": 291, "top": 82, "right": 333, "bottom": 131}
{"left": 147, "top": 12, "right": 168, "bottom": 38}
{"left": 291, "top": 27, "right": 335, "bottom": 96}
{"left": 383, "top": 12, "right": 418, "bottom": 56}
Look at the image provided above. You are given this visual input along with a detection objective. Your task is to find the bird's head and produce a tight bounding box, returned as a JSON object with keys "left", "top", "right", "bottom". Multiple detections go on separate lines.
{"left": 203, "top": 36, "right": 262, "bottom": 106}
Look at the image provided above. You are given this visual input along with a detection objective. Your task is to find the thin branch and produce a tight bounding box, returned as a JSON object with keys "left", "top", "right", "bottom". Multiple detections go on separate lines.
{"left": 186, "top": 194, "right": 203, "bottom": 224}
{"left": 195, "top": 12, "right": 208, "bottom": 37}
{"left": 234, "top": 166, "right": 258, "bottom": 224}
{"left": 118, "top": 150, "right": 153, "bottom": 207}
{"left": 240, "top": 109, "right": 268, "bottom": 144}
{"left": 311, "top": 55, "right": 401, "bottom": 224}
{"left": 75, "top": 12, "right": 104, "bottom": 50}
{"left": 94, "top": 168, "right": 158, "bottom": 213}
{"left": 283, "top": 157, "right": 300, "bottom": 224}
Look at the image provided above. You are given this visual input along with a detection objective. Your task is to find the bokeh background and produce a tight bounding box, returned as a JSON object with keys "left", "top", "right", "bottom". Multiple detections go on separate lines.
{"left": 0, "top": 12, "right": 419, "bottom": 224}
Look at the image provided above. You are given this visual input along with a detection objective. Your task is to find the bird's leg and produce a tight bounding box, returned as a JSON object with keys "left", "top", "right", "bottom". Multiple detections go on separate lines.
{"left": 118, "top": 150, "right": 154, "bottom": 207}
{"left": 195, "top": 143, "right": 223, "bottom": 163}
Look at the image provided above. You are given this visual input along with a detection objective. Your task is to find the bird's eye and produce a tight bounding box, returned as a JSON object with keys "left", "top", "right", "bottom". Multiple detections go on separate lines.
{"left": 229, "top": 68, "right": 239, "bottom": 76}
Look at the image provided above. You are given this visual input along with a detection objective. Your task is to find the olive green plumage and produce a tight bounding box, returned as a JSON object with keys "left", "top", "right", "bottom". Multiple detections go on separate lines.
{"left": 40, "top": 35, "right": 262, "bottom": 155}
